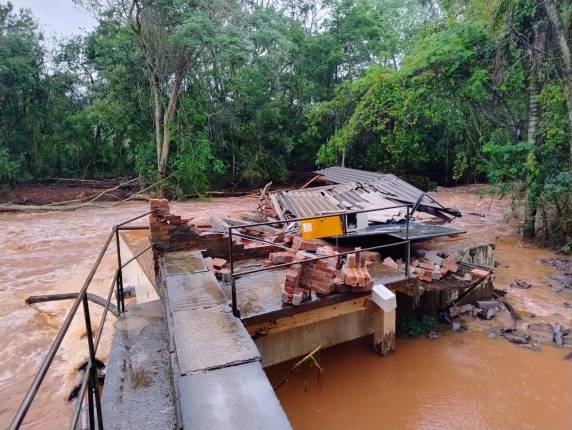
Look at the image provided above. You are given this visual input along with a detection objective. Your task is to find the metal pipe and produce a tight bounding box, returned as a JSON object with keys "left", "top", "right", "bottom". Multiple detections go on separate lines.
{"left": 234, "top": 240, "right": 410, "bottom": 277}
{"left": 228, "top": 228, "right": 239, "bottom": 318}
{"left": 82, "top": 295, "right": 103, "bottom": 429}
{"left": 68, "top": 366, "right": 91, "bottom": 430}
{"left": 87, "top": 378, "right": 95, "bottom": 430}
{"left": 406, "top": 206, "right": 410, "bottom": 278}
{"left": 120, "top": 244, "right": 154, "bottom": 269}
{"left": 9, "top": 229, "right": 115, "bottom": 430}
{"left": 116, "top": 225, "right": 149, "bottom": 231}
{"left": 114, "top": 210, "right": 154, "bottom": 228}
{"left": 115, "top": 229, "right": 124, "bottom": 313}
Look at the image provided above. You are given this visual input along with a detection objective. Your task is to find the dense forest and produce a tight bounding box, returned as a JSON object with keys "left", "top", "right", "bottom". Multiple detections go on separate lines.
{"left": 0, "top": 0, "right": 571, "bottom": 245}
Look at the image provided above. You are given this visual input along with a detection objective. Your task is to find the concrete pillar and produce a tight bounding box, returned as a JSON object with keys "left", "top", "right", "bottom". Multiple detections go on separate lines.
{"left": 373, "top": 308, "right": 396, "bottom": 356}
{"left": 371, "top": 284, "right": 397, "bottom": 356}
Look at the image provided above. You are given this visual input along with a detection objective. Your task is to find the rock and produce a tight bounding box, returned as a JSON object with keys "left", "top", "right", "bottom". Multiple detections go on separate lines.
{"left": 427, "top": 330, "right": 440, "bottom": 340}
{"left": 477, "top": 300, "right": 500, "bottom": 311}
{"left": 486, "top": 327, "right": 503, "bottom": 339}
{"left": 502, "top": 329, "right": 531, "bottom": 345}
{"left": 553, "top": 323, "right": 569, "bottom": 347}
{"left": 424, "top": 251, "right": 444, "bottom": 266}
{"left": 563, "top": 302, "right": 571, "bottom": 309}
{"left": 519, "top": 343, "right": 540, "bottom": 352}
{"left": 527, "top": 323, "right": 554, "bottom": 344}
{"left": 451, "top": 318, "right": 466, "bottom": 332}
{"left": 510, "top": 279, "right": 532, "bottom": 289}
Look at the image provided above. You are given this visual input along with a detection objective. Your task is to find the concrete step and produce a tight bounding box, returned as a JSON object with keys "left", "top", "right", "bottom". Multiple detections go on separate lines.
{"left": 102, "top": 300, "right": 176, "bottom": 430}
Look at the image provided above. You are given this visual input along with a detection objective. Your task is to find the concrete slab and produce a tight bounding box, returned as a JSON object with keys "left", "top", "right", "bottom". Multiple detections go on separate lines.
{"left": 102, "top": 300, "right": 175, "bottom": 430}
{"left": 164, "top": 250, "right": 207, "bottom": 275}
{"left": 167, "top": 271, "right": 226, "bottom": 312}
{"left": 178, "top": 361, "right": 291, "bottom": 430}
{"left": 172, "top": 306, "right": 260, "bottom": 374}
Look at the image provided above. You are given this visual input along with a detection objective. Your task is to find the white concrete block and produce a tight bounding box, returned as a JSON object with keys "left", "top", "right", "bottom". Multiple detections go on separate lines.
{"left": 371, "top": 284, "right": 397, "bottom": 312}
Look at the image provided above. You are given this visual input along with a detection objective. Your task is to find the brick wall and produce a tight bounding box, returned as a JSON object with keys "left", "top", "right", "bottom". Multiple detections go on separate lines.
{"left": 149, "top": 199, "right": 282, "bottom": 260}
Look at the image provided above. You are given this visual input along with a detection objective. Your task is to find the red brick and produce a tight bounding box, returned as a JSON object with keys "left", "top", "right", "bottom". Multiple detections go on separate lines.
{"left": 442, "top": 260, "right": 459, "bottom": 273}
{"left": 382, "top": 257, "right": 399, "bottom": 270}
{"left": 212, "top": 258, "right": 227, "bottom": 270}
{"left": 418, "top": 262, "right": 435, "bottom": 271}
{"left": 418, "top": 269, "right": 432, "bottom": 283}
{"left": 293, "top": 236, "right": 320, "bottom": 251}
{"left": 470, "top": 268, "right": 490, "bottom": 279}
{"left": 269, "top": 251, "right": 295, "bottom": 264}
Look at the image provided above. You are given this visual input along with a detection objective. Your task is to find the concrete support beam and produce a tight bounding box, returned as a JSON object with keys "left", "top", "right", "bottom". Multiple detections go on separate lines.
{"left": 373, "top": 307, "right": 396, "bottom": 356}
{"left": 371, "top": 284, "right": 396, "bottom": 356}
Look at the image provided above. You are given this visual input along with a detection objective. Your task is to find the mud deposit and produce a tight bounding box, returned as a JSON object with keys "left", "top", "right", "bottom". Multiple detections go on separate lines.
{"left": 0, "top": 197, "right": 256, "bottom": 429}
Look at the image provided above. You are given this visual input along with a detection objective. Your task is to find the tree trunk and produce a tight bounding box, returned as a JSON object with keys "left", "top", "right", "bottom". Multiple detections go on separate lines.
{"left": 523, "top": 79, "right": 539, "bottom": 239}
{"left": 150, "top": 75, "right": 163, "bottom": 169}
{"left": 544, "top": 0, "right": 572, "bottom": 165}
{"left": 158, "top": 62, "right": 186, "bottom": 179}
{"left": 523, "top": 22, "right": 546, "bottom": 239}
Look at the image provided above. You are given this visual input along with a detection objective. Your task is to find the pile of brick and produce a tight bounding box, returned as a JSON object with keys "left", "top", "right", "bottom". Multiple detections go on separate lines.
{"left": 205, "top": 257, "right": 231, "bottom": 282}
{"left": 337, "top": 249, "right": 376, "bottom": 292}
{"left": 411, "top": 250, "right": 490, "bottom": 283}
{"left": 267, "top": 235, "right": 380, "bottom": 306}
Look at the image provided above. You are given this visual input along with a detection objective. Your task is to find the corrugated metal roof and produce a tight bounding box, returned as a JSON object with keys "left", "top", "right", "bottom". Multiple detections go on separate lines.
{"left": 314, "top": 166, "right": 460, "bottom": 217}
{"left": 274, "top": 182, "right": 407, "bottom": 222}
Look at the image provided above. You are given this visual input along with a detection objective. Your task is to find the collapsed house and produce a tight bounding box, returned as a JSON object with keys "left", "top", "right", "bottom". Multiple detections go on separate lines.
{"left": 260, "top": 166, "right": 465, "bottom": 240}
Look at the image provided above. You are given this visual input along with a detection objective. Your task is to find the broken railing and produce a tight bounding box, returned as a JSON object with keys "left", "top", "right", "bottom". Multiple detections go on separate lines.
{"left": 227, "top": 205, "right": 413, "bottom": 318}
{"left": 9, "top": 211, "right": 155, "bottom": 430}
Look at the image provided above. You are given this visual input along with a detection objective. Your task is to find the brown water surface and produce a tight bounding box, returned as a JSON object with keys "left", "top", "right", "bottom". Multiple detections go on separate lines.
{"left": 267, "top": 332, "right": 572, "bottom": 430}
{"left": 0, "top": 197, "right": 256, "bottom": 429}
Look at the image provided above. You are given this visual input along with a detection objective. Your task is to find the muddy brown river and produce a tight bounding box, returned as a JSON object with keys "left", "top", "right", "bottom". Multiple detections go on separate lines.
{"left": 1, "top": 187, "right": 571, "bottom": 429}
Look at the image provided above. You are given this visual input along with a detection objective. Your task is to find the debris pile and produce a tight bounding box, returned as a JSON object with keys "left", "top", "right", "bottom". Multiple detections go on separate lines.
{"left": 409, "top": 249, "right": 493, "bottom": 284}
{"left": 260, "top": 235, "right": 381, "bottom": 305}
{"left": 510, "top": 279, "right": 532, "bottom": 289}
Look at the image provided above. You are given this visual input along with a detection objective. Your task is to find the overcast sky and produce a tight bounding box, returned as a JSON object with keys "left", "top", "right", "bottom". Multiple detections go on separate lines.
{"left": 6, "top": 0, "right": 96, "bottom": 39}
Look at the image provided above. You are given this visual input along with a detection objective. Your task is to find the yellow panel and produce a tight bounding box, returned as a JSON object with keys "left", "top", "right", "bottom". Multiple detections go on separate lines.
{"left": 300, "top": 215, "right": 343, "bottom": 239}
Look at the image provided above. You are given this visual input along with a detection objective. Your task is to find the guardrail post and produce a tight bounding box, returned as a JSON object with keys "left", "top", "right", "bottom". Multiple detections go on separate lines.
{"left": 82, "top": 295, "right": 103, "bottom": 429}
{"left": 228, "top": 227, "right": 240, "bottom": 318}
{"left": 115, "top": 228, "right": 124, "bottom": 313}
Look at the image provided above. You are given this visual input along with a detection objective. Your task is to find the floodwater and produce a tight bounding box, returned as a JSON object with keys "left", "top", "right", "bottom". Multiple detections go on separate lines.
{"left": 266, "top": 332, "right": 572, "bottom": 430}
{"left": 0, "top": 197, "right": 257, "bottom": 429}
{"left": 1, "top": 187, "right": 571, "bottom": 429}
{"left": 266, "top": 185, "right": 572, "bottom": 430}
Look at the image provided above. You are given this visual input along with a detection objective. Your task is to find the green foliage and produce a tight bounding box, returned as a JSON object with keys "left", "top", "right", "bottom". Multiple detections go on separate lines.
{"left": 0, "top": 0, "right": 570, "bottom": 243}
{"left": 397, "top": 315, "right": 438, "bottom": 337}
{"left": 0, "top": 146, "right": 19, "bottom": 182}
{"left": 171, "top": 132, "right": 225, "bottom": 198}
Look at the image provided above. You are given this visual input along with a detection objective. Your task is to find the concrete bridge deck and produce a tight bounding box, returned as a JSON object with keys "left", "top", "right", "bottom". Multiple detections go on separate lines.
{"left": 161, "top": 250, "right": 291, "bottom": 429}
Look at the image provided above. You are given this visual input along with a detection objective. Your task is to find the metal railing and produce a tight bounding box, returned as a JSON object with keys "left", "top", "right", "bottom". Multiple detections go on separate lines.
{"left": 227, "top": 205, "right": 412, "bottom": 318}
{"left": 9, "top": 211, "right": 155, "bottom": 430}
